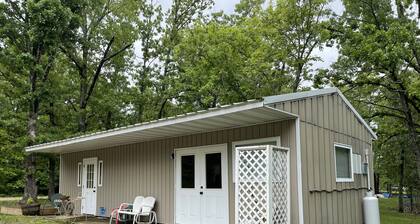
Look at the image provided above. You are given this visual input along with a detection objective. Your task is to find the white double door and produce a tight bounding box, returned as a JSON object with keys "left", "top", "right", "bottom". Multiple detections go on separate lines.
{"left": 175, "top": 144, "right": 229, "bottom": 224}
{"left": 81, "top": 157, "right": 97, "bottom": 215}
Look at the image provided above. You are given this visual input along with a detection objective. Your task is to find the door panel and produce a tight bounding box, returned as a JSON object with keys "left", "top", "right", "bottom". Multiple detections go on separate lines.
{"left": 176, "top": 153, "right": 201, "bottom": 224}
{"left": 201, "top": 148, "right": 228, "bottom": 224}
{"left": 175, "top": 144, "right": 228, "bottom": 224}
{"left": 81, "top": 158, "right": 97, "bottom": 215}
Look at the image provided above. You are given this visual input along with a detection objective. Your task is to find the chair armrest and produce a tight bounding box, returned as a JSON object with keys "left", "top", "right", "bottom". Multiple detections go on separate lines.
{"left": 118, "top": 203, "right": 132, "bottom": 210}
{"left": 118, "top": 209, "right": 133, "bottom": 212}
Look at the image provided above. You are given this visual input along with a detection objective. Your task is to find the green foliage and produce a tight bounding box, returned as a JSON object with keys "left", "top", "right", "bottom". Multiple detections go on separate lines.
{"left": 0, "top": 0, "right": 381, "bottom": 200}
{"left": 315, "top": 0, "right": 420, "bottom": 200}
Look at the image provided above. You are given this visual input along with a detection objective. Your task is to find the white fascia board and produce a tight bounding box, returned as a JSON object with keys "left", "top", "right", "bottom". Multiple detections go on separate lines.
{"left": 295, "top": 118, "right": 304, "bottom": 224}
{"left": 263, "top": 88, "right": 338, "bottom": 104}
{"left": 25, "top": 100, "right": 265, "bottom": 152}
{"left": 263, "top": 88, "right": 378, "bottom": 140}
{"left": 335, "top": 89, "right": 378, "bottom": 140}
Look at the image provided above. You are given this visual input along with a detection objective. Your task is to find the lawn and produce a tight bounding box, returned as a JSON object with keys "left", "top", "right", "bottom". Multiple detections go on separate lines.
{"left": 380, "top": 198, "right": 419, "bottom": 224}
{"left": 1, "top": 197, "right": 419, "bottom": 223}
{"left": 0, "top": 197, "right": 49, "bottom": 208}
{"left": 0, "top": 214, "right": 68, "bottom": 224}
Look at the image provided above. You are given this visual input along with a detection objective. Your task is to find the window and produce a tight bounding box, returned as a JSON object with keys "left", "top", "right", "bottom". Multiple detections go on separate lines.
{"left": 206, "top": 153, "right": 222, "bottom": 189}
{"left": 334, "top": 143, "right": 353, "bottom": 182}
{"left": 232, "top": 137, "right": 280, "bottom": 182}
{"left": 181, "top": 155, "right": 195, "bottom": 188}
{"left": 98, "top": 160, "right": 103, "bottom": 187}
{"left": 77, "top": 162, "right": 82, "bottom": 187}
{"left": 352, "top": 154, "right": 362, "bottom": 174}
{"left": 86, "top": 164, "right": 94, "bottom": 188}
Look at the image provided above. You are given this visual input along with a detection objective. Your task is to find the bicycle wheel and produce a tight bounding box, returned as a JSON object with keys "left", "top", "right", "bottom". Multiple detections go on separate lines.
{"left": 65, "top": 201, "right": 75, "bottom": 215}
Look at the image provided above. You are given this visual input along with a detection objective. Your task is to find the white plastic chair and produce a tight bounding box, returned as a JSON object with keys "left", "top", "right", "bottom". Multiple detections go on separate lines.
{"left": 134, "top": 197, "right": 157, "bottom": 224}
{"left": 109, "top": 196, "right": 157, "bottom": 224}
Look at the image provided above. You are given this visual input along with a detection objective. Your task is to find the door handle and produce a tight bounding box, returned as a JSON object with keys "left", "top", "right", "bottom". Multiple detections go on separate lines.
{"left": 199, "top": 192, "right": 203, "bottom": 195}
{"left": 93, "top": 190, "right": 96, "bottom": 193}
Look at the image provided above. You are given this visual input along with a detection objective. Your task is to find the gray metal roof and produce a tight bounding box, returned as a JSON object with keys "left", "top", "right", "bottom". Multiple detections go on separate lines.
{"left": 26, "top": 100, "right": 296, "bottom": 153}
{"left": 26, "top": 88, "right": 376, "bottom": 153}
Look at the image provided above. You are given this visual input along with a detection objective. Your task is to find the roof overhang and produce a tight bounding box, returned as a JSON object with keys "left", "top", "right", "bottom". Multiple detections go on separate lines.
{"left": 26, "top": 100, "right": 297, "bottom": 154}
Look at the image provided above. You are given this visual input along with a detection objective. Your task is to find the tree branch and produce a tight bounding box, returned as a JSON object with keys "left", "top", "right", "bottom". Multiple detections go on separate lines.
{"left": 83, "top": 36, "right": 115, "bottom": 107}
{"left": 60, "top": 46, "right": 82, "bottom": 71}
{"left": 353, "top": 99, "right": 405, "bottom": 113}
{"left": 104, "top": 43, "right": 132, "bottom": 62}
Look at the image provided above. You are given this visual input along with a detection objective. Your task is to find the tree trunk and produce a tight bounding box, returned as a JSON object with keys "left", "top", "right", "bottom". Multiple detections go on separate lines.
{"left": 22, "top": 153, "right": 37, "bottom": 204}
{"left": 46, "top": 103, "right": 58, "bottom": 200}
{"left": 78, "top": 68, "right": 88, "bottom": 132}
{"left": 22, "top": 115, "right": 38, "bottom": 203}
{"left": 48, "top": 157, "right": 56, "bottom": 200}
{"left": 409, "top": 187, "right": 414, "bottom": 213}
{"left": 292, "top": 64, "right": 303, "bottom": 92}
{"left": 398, "top": 91, "right": 420, "bottom": 188}
{"left": 21, "top": 69, "right": 40, "bottom": 204}
{"left": 78, "top": 108, "right": 88, "bottom": 132}
{"left": 398, "top": 145, "right": 405, "bottom": 213}
{"left": 105, "top": 111, "right": 112, "bottom": 130}
{"left": 158, "top": 99, "right": 168, "bottom": 119}
{"left": 374, "top": 173, "right": 380, "bottom": 194}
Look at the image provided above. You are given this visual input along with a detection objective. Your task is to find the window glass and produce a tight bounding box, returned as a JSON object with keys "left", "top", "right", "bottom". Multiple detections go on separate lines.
{"left": 335, "top": 146, "right": 351, "bottom": 179}
{"left": 98, "top": 161, "right": 103, "bottom": 186}
{"left": 86, "top": 164, "right": 94, "bottom": 189}
{"left": 206, "top": 153, "right": 222, "bottom": 189}
{"left": 181, "top": 155, "right": 195, "bottom": 188}
{"left": 77, "top": 162, "right": 82, "bottom": 187}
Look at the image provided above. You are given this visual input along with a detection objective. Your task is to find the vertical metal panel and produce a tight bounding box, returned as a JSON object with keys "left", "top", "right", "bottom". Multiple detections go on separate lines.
{"left": 60, "top": 120, "right": 298, "bottom": 224}
{"left": 270, "top": 92, "right": 374, "bottom": 224}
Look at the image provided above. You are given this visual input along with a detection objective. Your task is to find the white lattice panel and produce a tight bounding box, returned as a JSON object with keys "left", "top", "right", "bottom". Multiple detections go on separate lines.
{"left": 235, "top": 145, "right": 289, "bottom": 224}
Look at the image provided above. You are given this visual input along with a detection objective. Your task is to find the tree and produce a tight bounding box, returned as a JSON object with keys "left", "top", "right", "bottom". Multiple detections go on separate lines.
{"left": 172, "top": 0, "right": 330, "bottom": 111}
{"left": 0, "top": 0, "right": 75, "bottom": 203}
{"left": 263, "top": 0, "right": 330, "bottom": 92}
{"left": 155, "top": 0, "right": 214, "bottom": 118}
{"left": 315, "top": 0, "right": 420, "bottom": 212}
{"left": 60, "top": 0, "right": 139, "bottom": 132}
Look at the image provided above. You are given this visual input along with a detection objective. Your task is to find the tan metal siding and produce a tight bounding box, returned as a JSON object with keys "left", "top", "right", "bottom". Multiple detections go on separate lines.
{"left": 270, "top": 93, "right": 374, "bottom": 224}
{"left": 60, "top": 120, "right": 298, "bottom": 224}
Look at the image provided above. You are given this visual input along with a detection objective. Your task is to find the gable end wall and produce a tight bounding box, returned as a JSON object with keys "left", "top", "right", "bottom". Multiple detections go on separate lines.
{"left": 268, "top": 92, "right": 374, "bottom": 224}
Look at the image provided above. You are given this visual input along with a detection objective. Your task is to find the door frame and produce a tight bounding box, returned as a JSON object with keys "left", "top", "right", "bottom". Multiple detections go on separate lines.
{"left": 81, "top": 157, "right": 98, "bottom": 215}
{"left": 173, "top": 143, "right": 229, "bottom": 224}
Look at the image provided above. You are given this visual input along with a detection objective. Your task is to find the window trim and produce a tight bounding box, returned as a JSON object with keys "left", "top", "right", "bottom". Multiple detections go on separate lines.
{"left": 232, "top": 136, "right": 281, "bottom": 182}
{"left": 98, "top": 160, "right": 103, "bottom": 187}
{"left": 334, "top": 143, "right": 354, "bottom": 182}
{"left": 77, "top": 162, "right": 82, "bottom": 187}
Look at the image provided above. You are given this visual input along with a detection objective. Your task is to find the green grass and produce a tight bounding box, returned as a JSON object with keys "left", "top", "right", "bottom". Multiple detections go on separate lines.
{"left": 0, "top": 199, "right": 50, "bottom": 208}
{"left": 380, "top": 198, "right": 419, "bottom": 224}
{"left": 0, "top": 214, "right": 68, "bottom": 224}
{"left": 1, "top": 197, "right": 419, "bottom": 223}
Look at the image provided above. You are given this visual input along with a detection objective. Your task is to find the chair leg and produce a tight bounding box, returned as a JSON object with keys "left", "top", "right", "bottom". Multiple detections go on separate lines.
{"left": 149, "top": 211, "right": 156, "bottom": 224}
{"left": 109, "top": 210, "right": 115, "bottom": 224}
{"left": 133, "top": 214, "right": 138, "bottom": 224}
